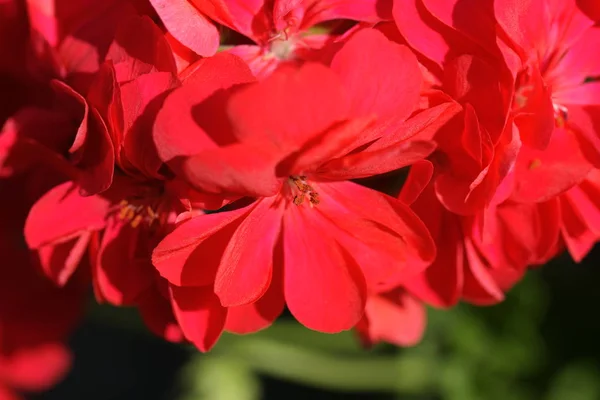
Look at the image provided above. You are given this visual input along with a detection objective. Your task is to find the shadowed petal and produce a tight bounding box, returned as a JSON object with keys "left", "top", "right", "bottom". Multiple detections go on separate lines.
{"left": 215, "top": 197, "right": 282, "bottom": 306}
{"left": 152, "top": 204, "right": 254, "bottom": 286}
{"left": 170, "top": 285, "right": 226, "bottom": 352}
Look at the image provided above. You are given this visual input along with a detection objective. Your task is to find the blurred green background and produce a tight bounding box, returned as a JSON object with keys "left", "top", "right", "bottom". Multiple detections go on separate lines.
{"left": 34, "top": 250, "right": 600, "bottom": 400}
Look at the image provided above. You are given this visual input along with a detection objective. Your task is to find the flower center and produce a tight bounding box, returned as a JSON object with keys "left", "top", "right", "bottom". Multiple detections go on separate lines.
{"left": 553, "top": 103, "right": 568, "bottom": 128}
{"left": 288, "top": 175, "right": 320, "bottom": 207}
{"left": 514, "top": 68, "right": 568, "bottom": 128}
{"left": 266, "top": 29, "right": 297, "bottom": 60}
{"left": 117, "top": 200, "right": 162, "bottom": 228}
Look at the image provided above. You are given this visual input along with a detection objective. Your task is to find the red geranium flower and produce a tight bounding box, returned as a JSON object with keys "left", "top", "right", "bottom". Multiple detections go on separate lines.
{"left": 402, "top": 161, "right": 558, "bottom": 307}
{"left": 0, "top": 0, "right": 146, "bottom": 194}
{"left": 394, "top": 0, "right": 600, "bottom": 213}
{"left": 390, "top": 3, "right": 518, "bottom": 214}
{"left": 150, "top": 0, "right": 394, "bottom": 77}
{"left": 23, "top": 15, "right": 257, "bottom": 345}
{"left": 0, "top": 160, "right": 85, "bottom": 399}
{"left": 558, "top": 169, "right": 600, "bottom": 261}
{"left": 151, "top": 29, "right": 458, "bottom": 342}
{"left": 494, "top": 0, "right": 600, "bottom": 182}
{"left": 356, "top": 286, "right": 426, "bottom": 348}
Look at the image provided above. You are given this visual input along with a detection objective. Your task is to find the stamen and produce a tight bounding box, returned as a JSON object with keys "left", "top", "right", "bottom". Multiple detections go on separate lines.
{"left": 553, "top": 103, "right": 568, "bottom": 128}
{"left": 117, "top": 200, "right": 161, "bottom": 228}
{"left": 293, "top": 195, "right": 304, "bottom": 205}
{"left": 131, "top": 215, "right": 143, "bottom": 228}
{"left": 529, "top": 158, "right": 542, "bottom": 170}
{"left": 514, "top": 84, "right": 534, "bottom": 109}
{"left": 309, "top": 192, "right": 320, "bottom": 205}
{"left": 267, "top": 31, "right": 285, "bottom": 43}
{"left": 289, "top": 176, "right": 320, "bottom": 207}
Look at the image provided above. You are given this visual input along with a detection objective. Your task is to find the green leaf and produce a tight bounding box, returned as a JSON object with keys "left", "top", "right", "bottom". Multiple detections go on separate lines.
{"left": 179, "top": 355, "right": 261, "bottom": 400}
{"left": 546, "top": 362, "right": 600, "bottom": 400}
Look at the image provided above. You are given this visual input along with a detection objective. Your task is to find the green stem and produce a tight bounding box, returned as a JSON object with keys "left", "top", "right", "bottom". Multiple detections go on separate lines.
{"left": 216, "top": 337, "right": 438, "bottom": 393}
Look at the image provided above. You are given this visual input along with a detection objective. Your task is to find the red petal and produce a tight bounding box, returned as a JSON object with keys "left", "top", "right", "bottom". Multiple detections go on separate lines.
{"left": 393, "top": 0, "right": 483, "bottom": 73}
{"left": 190, "top": 0, "right": 269, "bottom": 41}
{"left": 181, "top": 144, "right": 282, "bottom": 197}
{"left": 399, "top": 160, "right": 434, "bottom": 205}
{"left": 225, "top": 253, "right": 285, "bottom": 334}
{"left": 435, "top": 111, "right": 520, "bottom": 215}
{"left": 283, "top": 203, "right": 366, "bottom": 333}
{"left": 152, "top": 204, "right": 253, "bottom": 286}
{"left": 180, "top": 52, "right": 256, "bottom": 85}
{"left": 569, "top": 104, "right": 600, "bottom": 167}
{"left": 25, "top": 182, "right": 109, "bottom": 249}
{"left": 56, "top": 1, "right": 137, "bottom": 86}
{"left": 227, "top": 63, "right": 349, "bottom": 154}
{"left": 461, "top": 237, "right": 505, "bottom": 305}
{"left": 442, "top": 55, "right": 510, "bottom": 141}
{"left": 215, "top": 197, "right": 282, "bottom": 306}
{"left": 494, "top": 0, "right": 546, "bottom": 55}
{"left": 0, "top": 385, "right": 18, "bottom": 400}
{"left": 226, "top": 44, "right": 281, "bottom": 79}
{"left": 153, "top": 53, "right": 255, "bottom": 164}
{"left": 51, "top": 81, "right": 114, "bottom": 196}
{"left": 406, "top": 186, "right": 463, "bottom": 308}
{"left": 578, "top": 0, "right": 600, "bottom": 20}
{"left": 0, "top": 343, "right": 71, "bottom": 391}
{"left": 317, "top": 181, "right": 437, "bottom": 283}
{"left": 86, "top": 61, "right": 125, "bottom": 161}
{"left": 560, "top": 174, "right": 600, "bottom": 261}
{"left": 164, "top": 31, "right": 201, "bottom": 74}
{"left": 551, "top": 28, "right": 600, "bottom": 95}
{"left": 149, "top": 0, "right": 220, "bottom": 57}
{"left": 25, "top": 0, "right": 119, "bottom": 47}
{"left": 511, "top": 127, "right": 592, "bottom": 203}
{"left": 37, "top": 231, "right": 92, "bottom": 287}
{"left": 120, "top": 71, "right": 179, "bottom": 179}
{"left": 138, "top": 283, "right": 185, "bottom": 343}
{"left": 276, "top": 117, "right": 374, "bottom": 177}
{"left": 0, "top": 110, "right": 79, "bottom": 179}
{"left": 559, "top": 83, "right": 600, "bottom": 106}
{"left": 94, "top": 218, "right": 154, "bottom": 305}
{"left": 331, "top": 28, "right": 421, "bottom": 119}
{"left": 169, "top": 285, "right": 226, "bottom": 352}
{"left": 295, "top": 0, "right": 392, "bottom": 27}
{"left": 320, "top": 140, "right": 435, "bottom": 180}
{"left": 316, "top": 102, "right": 458, "bottom": 180}
{"left": 420, "top": 0, "right": 498, "bottom": 54}
{"left": 366, "top": 102, "right": 462, "bottom": 149}
{"left": 476, "top": 200, "right": 560, "bottom": 270}
{"left": 358, "top": 289, "right": 426, "bottom": 347}
{"left": 406, "top": 232, "right": 464, "bottom": 308}
{"left": 0, "top": 0, "right": 28, "bottom": 75}
{"left": 137, "top": 281, "right": 184, "bottom": 343}
{"left": 108, "top": 15, "right": 177, "bottom": 82}
{"left": 546, "top": 0, "right": 596, "bottom": 50}
{"left": 513, "top": 64, "right": 555, "bottom": 149}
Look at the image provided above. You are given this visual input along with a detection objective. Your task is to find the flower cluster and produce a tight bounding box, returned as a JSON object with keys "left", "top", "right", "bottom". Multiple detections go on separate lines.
{"left": 1, "top": 0, "right": 600, "bottom": 396}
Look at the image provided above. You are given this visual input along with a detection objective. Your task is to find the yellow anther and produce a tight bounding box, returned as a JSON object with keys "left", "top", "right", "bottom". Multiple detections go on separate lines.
{"left": 529, "top": 158, "right": 542, "bottom": 170}
{"left": 131, "top": 215, "right": 143, "bottom": 228}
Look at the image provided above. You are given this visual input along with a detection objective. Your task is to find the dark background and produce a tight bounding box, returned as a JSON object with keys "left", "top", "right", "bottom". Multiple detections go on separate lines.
{"left": 31, "top": 245, "right": 600, "bottom": 400}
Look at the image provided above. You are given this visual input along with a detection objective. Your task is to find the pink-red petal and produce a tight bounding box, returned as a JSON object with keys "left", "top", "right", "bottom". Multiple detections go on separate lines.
{"left": 215, "top": 197, "right": 282, "bottom": 307}
{"left": 227, "top": 63, "right": 349, "bottom": 154}
{"left": 152, "top": 204, "right": 253, "bottom": 286}
{"left": 282, "top": 203, "right": 367, "bottom": 333}
{"left": 331, "top": 28, "right": 421, "bottom": 119}
{"left": 149, "top": 0, "right": 220, "bottom": 57}
{"left": 169, "top": 285, "right": 226, "bottom": 352}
